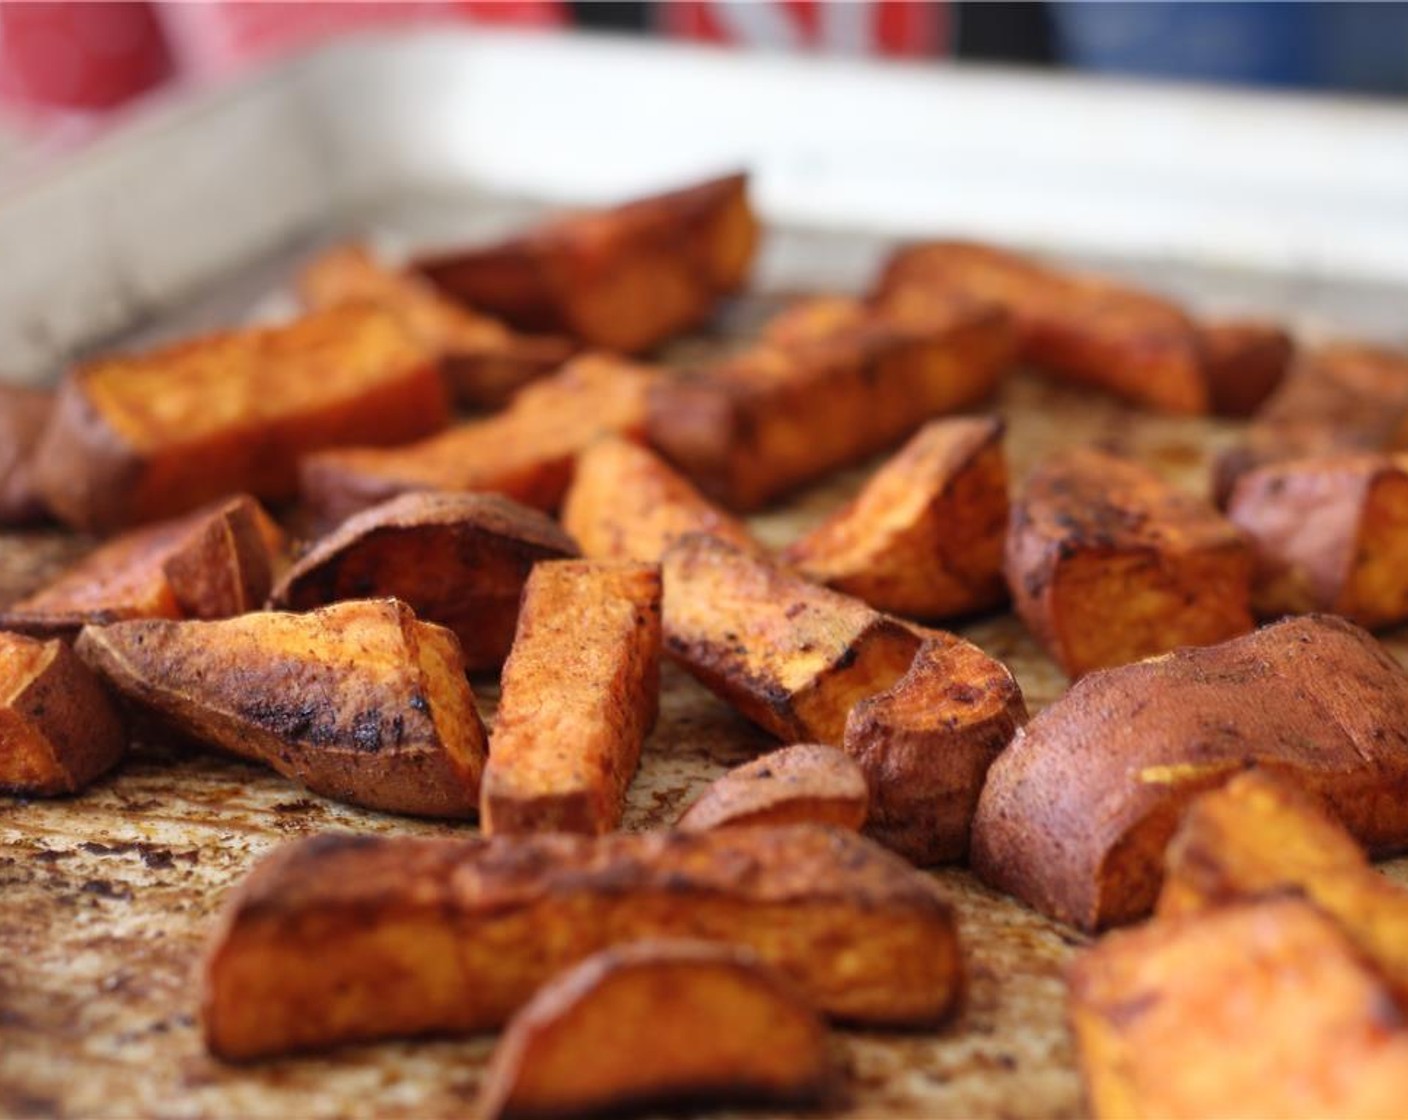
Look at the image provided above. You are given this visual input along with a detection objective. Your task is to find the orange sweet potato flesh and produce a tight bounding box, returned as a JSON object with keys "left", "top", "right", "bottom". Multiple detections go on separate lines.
{"left": 844, "top": 632, "right": 1026, "bottom": 866}
{"left": 1006, "top": 447, "right": 1253, "bottom": 678}
{"left": 201, "top": 825, "right": 962, "bottom": 1060}
{"left": 299, "top": 244, "right": 573, "bottom": 409}
{"left": 0, "top": 632, "right": 125, "bottom": 795}
{"left": 476, "top": 941, "right": 833, "bottom": 1120}
{"left": 300, "top": 353, "right": 657, "bottom": 527}
{"left": 662, "top": 535, "right": 923, "bottom": 745}
{"left": 783, "top": 415, "right": 1008, "bottom": 619}
{"left": 676, "top": 743, "right": 869, "bottom": 833}
{"left": 562, "top": 436, "right": 759, "bottom": 562}
{"left": 0, "top": 385, "right": 54, "bottom": 525}
{"left": 1228, "top": 452, "right": 1408, "bottom": 629}
{"left": 1069, "top": 897, "right": 1408, "bottom": 1119}
{"left": 33, "top": 304, "right": 448, "bottom": 532}
{"left": 481, "top": 561, "right": 661, "bottom": 836}
{"left": 971, "top": 614, "right": 1408, "bottom": 931}
{"left": 75, "top": 599, "right": 486, "bottom": 818}
{"left": 416, "top": 173, "right": 759, "bottom": 354}
{"left": 0, "top": 494, "right": 281, "bottom": 639}
{"left": 648, "top": 294, "right": 1014, "bottom": 511}
{"left": 270, "top": 491, "right": 578, "bottom": 672}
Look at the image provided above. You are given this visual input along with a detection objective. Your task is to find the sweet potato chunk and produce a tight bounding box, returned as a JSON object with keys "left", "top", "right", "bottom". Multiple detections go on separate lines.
{"left": 875, "top": 240, "right": 1292, "bottom": 415}
{"left": 75, "top": 599, "right": 485, "bottom": 818}
{"left": 1069, "top": 898, "right": 1408, "bottom": 1119}
{"left": 0, "top": 385, "right": 53, "bottom": 525}
{"left": 481, "top": 561, "right": 661, "bottom": 835}
{"left": 1227, "top": 452, "right": 1408, "bottom": 629}
{"left": 270, "top": 491, "right": 578, "bottom": 672}
{"left": 201, "top": 825, "right": 961, "bottom": 1059}
{"left": 300, "top": 353, "right": 657, "bottom": 527}
{"left": 562, "top": 437, "right": 758, "bottom": 562}
{"left": 33, "top": 304, "right": 448, "bottom": 532}
{"left": 1006, "top": 447, "right": 1253, "bottom": 678}
{"left": 783, "top": 416, "right": 1008, "bottom": 618}
{"left": 299, "top": 244, "right": 573, "bottom": 408}
{"left": 417, "top": 173, "right": 758, "bottom": 354}
{"left": 1, "top": 494, "right": 282, "bottom": 639}
{"left": 971, "top": 615, "right": 1408, "bottom": 930}
{"left": 844, "top": 632, "right": 1026, "bottom": 866}
{"left": 0, "top": 633, "right": 125, "bottom": 795}
{"left": 477, "top": 941, "right": 832, "bottom": 1120}
{"left": 663, "top": 535, "right": 922, "bottom": 745}
{"left": 648, "top": 295, "right": 1014, "bottom": 511}
{"left": 676, "top": 744, "right": 868, "bottom": 833}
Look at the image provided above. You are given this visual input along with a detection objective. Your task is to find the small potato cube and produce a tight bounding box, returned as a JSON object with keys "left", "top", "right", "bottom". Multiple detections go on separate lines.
{"left": 783, "top": 416, "right": 1008, "bottom": 619}
{"left": 0, "top": 385, "right": 54, "bottom": 525}
{"left": 1006, "top": 447, "right": 1253, "bottom": 678}
{"left": 676, "top": 743, "right": 868, "bottom": 833}
{"left": 1197, "top": 319, "right": 1296, "bottom": 418}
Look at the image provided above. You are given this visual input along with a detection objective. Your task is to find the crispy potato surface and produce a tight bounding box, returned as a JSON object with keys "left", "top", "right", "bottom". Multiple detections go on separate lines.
{"left": 0, "top": 385, "right": 53, "bottom": 525}
{"left": 676, "top": 743, "right": 868, "bottom": 833}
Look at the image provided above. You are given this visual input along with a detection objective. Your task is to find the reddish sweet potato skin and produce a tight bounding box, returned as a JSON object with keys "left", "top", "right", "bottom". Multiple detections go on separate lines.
{"left": 0, "top": 385, "right": 53, "bottom": 525}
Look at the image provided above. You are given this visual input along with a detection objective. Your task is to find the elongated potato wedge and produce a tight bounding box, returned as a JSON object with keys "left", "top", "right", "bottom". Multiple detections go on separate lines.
{"left": 1007, "top": 447, "right": 1253, "bottom": 678}
{"left": 783, "top": 416, "right": 1008, "bottom": 619}
{"left": 0, "top": 632, "right": 125, "bottom": 795}
{"left": 201, "top": 824, "right": 962, "bottom": 1060}
{"left": 0, "top": 385, "right": 53, "bottom": 525}
{"left": 75, "top": 599, "right": 485, "bottom": 818}
{"left": 663, "top": 535, "right": 923, "bottom": 745}
{"left": 477, "top": 941, "right": 832, "bottom": 1120}
{"left": 33, "top": 304, "right": 448, "bottom": 532}
{"left": 482, "top": 561, "right": 661, "bottom": 835}
{"left": 270, "top": 491, "right": 578, "bottom": 672}
{"left": 417, "top": 173, "right": 758, "bottom": 354}
{"left": 677, "top": 743, "right": 868, "bottom": 832}
{"left": 1, "top": 494, "right": 282, "bottom": 639}
{"left": 300, "top": 353, "right": 657, "bottom": 527}
{"left": 649, "top": 294, "right": 1014, "bottom": 512}
{"left": 1159, "top": 770, "right": 1408, "bottom": 1004}
{"left": 562, "top": 437, "right": 758, "bottom": 562}
{"left": 1228, "top": 452, "right": 1408, "bottom": 629}
{"left": 844, "top": 632, "right": 1026, "bottom": 866}
{"left": 299, "top": 244, "right": 573, "bottom": 408}
{"left": 971, "top": 615, "right": 1408, "bottom": 930}
{"left": 1070, "top": 898, "right": 1408, "bottom": 1120}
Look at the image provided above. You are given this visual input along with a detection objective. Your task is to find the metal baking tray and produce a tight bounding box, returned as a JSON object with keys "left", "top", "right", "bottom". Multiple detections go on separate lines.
{"left": 2, "top": 29, "right": 1408, "bottom": 1119}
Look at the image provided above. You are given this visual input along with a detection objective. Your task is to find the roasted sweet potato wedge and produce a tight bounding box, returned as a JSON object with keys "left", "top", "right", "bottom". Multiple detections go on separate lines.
{"left": 300, "top": 353, "right": 657, "bottom": 527}
{"left": 844, "top": 632, "right": 1026, "bottom": 866}
{"left": 1159, "top": 770, "right": 1408, "bottom": 1003}
{"left": 663, "top": 535, "right": 923, "bottom": 745}
{"left": 875, "top": 240, "right": 1292, "bottom": 416}
{"left": 971, "top": 615, "right": 1408, "bottom": 931}
{"left": 648, "top": 294, "right": 1014, "bottom": 511}
{"left": 76, "top": 599, "right": 485, "bottom": 818}
{"left": 477, "top": 941, "right": 833, "bottom": 1120}
{"left": 0, "top": 385, "right": 53, "bottom": 525}
{"left": 1006, "top": 447, "right": 1253, "bottom": 678}
{"left": 201, "top": 824, "right": 963, "bottom": 1060}
{"left": 562, "top": 437, "right": 758, "bottom": 562}
{"left": 481, "top": 561, "right": 661, "bottom": 835}
{"left": 0, "top": 632, "right": 125, "bottom": 795}
{"left": 270, "top": 491, "right": 578, "bottom": 672}
{"left": 1069, "top": 897, "right": 1408, "bottom": 1119}
{"left": 1227, "top": 452, "right": 1408, "bottom": 629}
{"left": 299, "top": 244, "right": 573, "bottom": 408}
{"left": 676, "top": 743, "right": 868, "bottom": 833}
{"left": 783, "top": 416, "right": 1008, "bottom": 619}
{"left": 1, "top": 494, "right": 282, "bottom": 639}
{"left": 417, "top": 173, "right": 758, "bottom": 354}
{"left": 34, "top": 304, "right": 448, "bottom": 532}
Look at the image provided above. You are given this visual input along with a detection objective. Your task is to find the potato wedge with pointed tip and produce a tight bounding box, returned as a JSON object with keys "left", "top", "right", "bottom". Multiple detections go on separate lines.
{"left": 201, "top": 825, "right": 961, "bottom": 1060}
{"left": 0, "top": 632, "right": 125, "bottom": 795}
{"left": 663, "top": 535, "right": 923, "bottom": 745}
{"left": 270, "top": 491, "right": 578, "bottom": 672}
{"left": 783, "top": 416, "right": 1008, "bottom": 619}
{"left": 0, "top": 385, "right": 53, "bottom": 525}
{"left": 482, "top": 560, "right": 661, "bottom": 836}
{"left": 75, "top": 599, "right": 485, "bottom": 818}
{"left": 677, "top": 744, "right": 868, "bottom": 833}
{"left": 477, "top": 941, "right": 833, "bottom": 1120}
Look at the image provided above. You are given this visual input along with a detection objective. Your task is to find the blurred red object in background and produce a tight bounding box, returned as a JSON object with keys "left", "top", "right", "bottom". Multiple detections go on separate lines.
{"left": 664, "top": 0, "right": 945, "bottom": 58}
